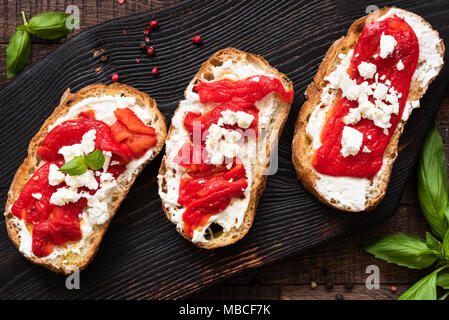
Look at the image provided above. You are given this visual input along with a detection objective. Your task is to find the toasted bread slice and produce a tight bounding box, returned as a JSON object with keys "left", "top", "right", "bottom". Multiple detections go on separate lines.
{"left": 4, "top": 83, "right": 167, "bottom": 274}
{"left": 158, "top": 48, "right": 293, "bottom": 248}
{"left": 292, "top": 7, "right": 445, "bottom": 212}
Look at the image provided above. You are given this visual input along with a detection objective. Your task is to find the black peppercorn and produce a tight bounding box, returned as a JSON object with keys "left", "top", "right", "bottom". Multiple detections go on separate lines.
{"left": 325, "top": 280, "right": 334, "bottom": 290}
{"left": 344, "top": 282, "right": 354, "bottom": 290}
{"left": 100, "top": 55, "right": 108, "bottom": 62}
{"left": 139, "top": 42, "right": 147, "bottom": 51}
{"left": 335, "top": 293, "right": 344, "bottom": 300}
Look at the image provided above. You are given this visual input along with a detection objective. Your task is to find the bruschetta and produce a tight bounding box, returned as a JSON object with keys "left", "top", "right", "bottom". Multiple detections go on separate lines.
{"left": 158, "top": 48, "right": 294, "bottom": 248}
{"left": 4, "top": 83, "right": 167, "bottom": 274}
{"left": 292, "top": 7, "right": 445, "bottom": 212}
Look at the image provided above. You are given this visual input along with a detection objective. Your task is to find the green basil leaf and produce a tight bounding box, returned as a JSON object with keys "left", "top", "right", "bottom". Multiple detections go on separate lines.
{"left": 437, "top": 270, "right": 449, "bottom": 289}
{"left": 86, "top": 149, "right": 105, "bottom": 171}
{"left": 426, "top": 232, "right": 443, "bottom": 255}
{"left": 59, "top": 156, "right": 87, "bottom": 176}
{"left": 418, "top": 126, "right": 449, "bottom": 239}
{"left": 399, "top": 269, "right": 439, "bottom": 300}
{"left": 16, "top": 25, "right": 28, "bottom": 32}
{"left": 439, "top": 291, "right": 449, "bottom": 300}
{"left": 365, "top": 234, "right": 438, "bottom": 269}
{"left": 6, "top": 30, "right": 31, "bottom": 78}
{"left": 442, "top": 229, "right": 449, "bottom": 259}
{"left": 26, "top": 12, "right": 72, "bottom": 40}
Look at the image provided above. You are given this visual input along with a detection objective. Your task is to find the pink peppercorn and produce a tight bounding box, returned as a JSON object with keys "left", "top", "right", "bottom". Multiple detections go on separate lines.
{"left": 150, "top": 20, "right": 159, "bottom": 29}
{"left": 192, "top": 35, "right": 202, "bottom": 44}
{"left": 147, "top": 46, "right": 155, "bottom": 57}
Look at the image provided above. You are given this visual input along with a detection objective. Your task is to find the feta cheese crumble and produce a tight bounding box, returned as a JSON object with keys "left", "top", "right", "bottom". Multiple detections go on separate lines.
{"left": 205, "top": 124, "right": 242, "bottom": 165}
{"left": 48, "top": 164, "right": 65, "bottom": 186}
{"left": 341, "top": 126, "right": 363, "bottom": 157}
{"left": 217, "top": 110, "right": 255, "bottom": 129}
{"left": 65, "top": 170, "right": 99, "bottom": 190}
{"left": 357, "top": 62, "right": 377, "bottom": 79}
{"left": 362, "top": 146, "right": 371, "bottom": 153}
{"left": 58, "top": 129, "right": 96, "bottom": 161}
{"left": 379, "top": 34, "right": 397, "bottom": 59}
{"left": 31, "top": 193, "right": 42, "bottom": 200}
{"left": 50, "top": 187, "right": 81, "bottom": 206}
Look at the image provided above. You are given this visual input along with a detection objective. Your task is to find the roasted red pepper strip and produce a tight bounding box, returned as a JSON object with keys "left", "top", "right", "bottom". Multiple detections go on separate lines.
{"left": 193, "top": 75, "right": 293, "bottom": 107}
{"left": 114, "top": 108, "right": 156, "bottom": 136}
{"left": 110, "top": 108, "right": 157, "bottom": 158}
{"left": 178, "top": 164, "right": 247, "bottom": 236}
{"left": 312, "top": 15, "right": 419, "bottom": 179}
{"left": 37, "top": 118, "right": 133, "bottom": 164}
{"left": 11, "top": 161, "right": 63, "bottom": 222}
{"left": 31, "top": 197, "right": 86, "bottom": 257}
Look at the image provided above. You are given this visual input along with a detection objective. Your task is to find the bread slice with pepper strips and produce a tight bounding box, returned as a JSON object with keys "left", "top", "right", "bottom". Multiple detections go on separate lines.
{"left": 292, "top": 7, "right": 445, "bottom": 212}
{"left": 158, "top": 48, "right": 294, "bottom": 248}
{"left": 4, "top": 83, "right": 167, "bottom": 274}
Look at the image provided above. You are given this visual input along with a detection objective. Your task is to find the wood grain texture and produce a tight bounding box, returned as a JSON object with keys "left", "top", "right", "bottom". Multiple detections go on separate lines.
{"left": 0, "top": 0, "right": 448, "bottom": 300}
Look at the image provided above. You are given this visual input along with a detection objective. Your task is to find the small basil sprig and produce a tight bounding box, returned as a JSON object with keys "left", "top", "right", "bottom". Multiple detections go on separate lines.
{"left": 60, "top": 149, "right": 105, "bottom": 176}
{"left": 85, "top": 149, "right": 106, "bottom": 171}
{"left": 25, "top": 12, "right": 72, "bottom": 40}
{"left": 6, "top": 11, "right": 76, "bottom": 78}
{"left": 59, "top": 156, "right": 88, "bottom": 176}
{"left": 365, "top": 126, "right": 449, "bottom": 300}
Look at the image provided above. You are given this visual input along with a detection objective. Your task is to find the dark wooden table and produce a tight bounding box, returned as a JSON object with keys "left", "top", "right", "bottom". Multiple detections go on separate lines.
{"left": 1, "top": 0, "right": 447, "bottom": 300}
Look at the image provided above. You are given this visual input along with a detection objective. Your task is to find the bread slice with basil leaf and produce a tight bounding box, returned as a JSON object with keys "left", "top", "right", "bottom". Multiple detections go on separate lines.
{"left": 4, "top": 83, "right": 167, "bottom": 274}
{"left": 158, "top": 48, "right": 294, "bottom": 248}
{"left": 292, "top": 7, "right": 445, "bottom": 212}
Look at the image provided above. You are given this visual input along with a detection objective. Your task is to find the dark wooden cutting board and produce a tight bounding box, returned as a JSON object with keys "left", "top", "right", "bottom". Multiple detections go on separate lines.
{"left": 1, "top": 0, "right": 448, "bottom": 299}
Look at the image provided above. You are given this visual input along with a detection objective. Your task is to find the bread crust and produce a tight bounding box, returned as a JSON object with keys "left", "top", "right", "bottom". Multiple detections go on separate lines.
{"left": 4, "top": 83, "right": 167, "bottom": 274}
{"left": 292, "top": 7, "right": 445, "bottom": 212}
{"left": 158, "top": 48, "right": 293, "bottom": 249}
